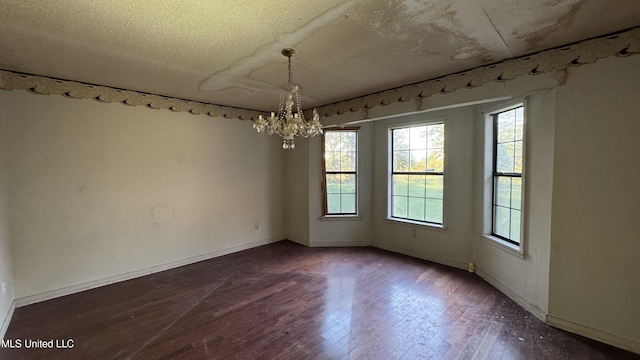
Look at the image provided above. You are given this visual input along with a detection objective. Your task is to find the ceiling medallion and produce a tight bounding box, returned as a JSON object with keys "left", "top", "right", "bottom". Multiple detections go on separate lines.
{"left": 253, "top": 48, "right": 323, "bottom": 149}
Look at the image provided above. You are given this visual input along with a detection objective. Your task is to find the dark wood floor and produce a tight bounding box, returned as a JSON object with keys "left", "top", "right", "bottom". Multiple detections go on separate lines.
{"left": 1, "top": 241, "right": 638, "bottom": 360}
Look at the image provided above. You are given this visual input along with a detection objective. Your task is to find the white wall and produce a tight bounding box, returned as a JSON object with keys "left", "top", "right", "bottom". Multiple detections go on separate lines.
{"left": 2, "top": 53, "right": 639, "bottom": 354}
{"left": 307, "top": 123, "right": 374, "bottom": 247}
{"left": 3, "top": 90, "right": 285, "bottom": 303}
{"left": 548, "top": 55, "right": 640, "bottom": 353}
{"left": 371, "top": 107, "right": 475, "bottom": 269}
{"left": 473, "top": 92, "right": 555, "bottom": 320}
{"left": 0, "top": 91, "right": 15, "bottom": 339}
{"left": 309, "top": 56, "right": 640, "bottom": 353}
{"left": 285, "top": 139, "right": 310, "bottom": 245}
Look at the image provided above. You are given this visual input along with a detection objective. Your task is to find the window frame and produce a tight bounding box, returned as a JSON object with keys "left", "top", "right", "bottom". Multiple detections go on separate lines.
{"left": 387, "top": 118, "right": 446, "bottom": 228}
{"left": 491, "top": 107, "right": 524, "bottom": 245}
{"left": 321, "top": 127, "right": 359, "bottom": 217}
{"left": 481, "top": 100, "right": 527, "bottom": 255}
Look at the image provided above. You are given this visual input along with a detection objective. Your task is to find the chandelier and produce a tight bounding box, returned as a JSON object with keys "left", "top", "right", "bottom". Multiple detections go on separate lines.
{"left": 253, "top": 48, "right": 323, "bottom": 149}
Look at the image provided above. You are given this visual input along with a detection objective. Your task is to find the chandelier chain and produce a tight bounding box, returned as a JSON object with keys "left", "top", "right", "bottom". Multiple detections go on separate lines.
{"left": 288, "top": 56, "right": 292, "bottom": 87}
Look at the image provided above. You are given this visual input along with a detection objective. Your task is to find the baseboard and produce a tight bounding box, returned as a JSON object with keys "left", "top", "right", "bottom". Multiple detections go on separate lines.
{"left": 0, "top": 299, "right": 15, "bottom": 340}
{"left": 309, "top": 240, "right": 372, "bottom": 247}
{"left": 286, "top": 234, "right": 310, "bottom": 247}
{"left": 547, "top": 314, "right": 640, "bottom": 355}
{"left": 373, "top": 241, "right": 468, "bottom": 271}
{"left": 475, "top": 268, "right": 547, "bottom": 322}
{"left": 15, "top": 236, "right": 285, "bottom": 307}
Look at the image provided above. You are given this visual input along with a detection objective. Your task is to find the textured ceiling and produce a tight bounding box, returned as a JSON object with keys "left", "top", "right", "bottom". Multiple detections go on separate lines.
{"left": 1, "top": 0, "right": 639, "bottom": 112}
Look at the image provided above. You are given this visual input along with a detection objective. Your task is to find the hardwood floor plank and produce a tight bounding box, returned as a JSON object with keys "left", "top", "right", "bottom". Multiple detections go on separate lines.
{"left": 1, "top": 241, "right": 638, "bottom": 360}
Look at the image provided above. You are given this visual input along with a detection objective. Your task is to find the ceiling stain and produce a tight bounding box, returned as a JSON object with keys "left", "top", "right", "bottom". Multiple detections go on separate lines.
{"left": 198, "top": 0, "right": 361, "bottom": 94}
{"left": 359, "top": 0, "right": 491, "bottom": 61}
{"left": 517, "top": 0, "right": 585, "bottom": 51}
{"left": 2, "top": 0, "right": 638, "bottom": 112}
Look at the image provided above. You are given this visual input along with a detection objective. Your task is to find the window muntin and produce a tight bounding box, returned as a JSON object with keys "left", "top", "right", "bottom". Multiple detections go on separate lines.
{"left": 322, "top": 129, "right": 358, "bottom": 215}
{"left": 492, "top": 106, "right": 524, "bottom": 244}
{"left": 390, "top": 123, "right": 444, "bottom": 225}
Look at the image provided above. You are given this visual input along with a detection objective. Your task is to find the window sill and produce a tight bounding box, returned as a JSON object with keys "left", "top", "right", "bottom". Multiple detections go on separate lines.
{"left": 386, "top": 218, "right": 448, "bottom": 232}
{"left": 320, "top": 215, "right": 363, "bottom": 221}
{"left": 480, "top": 234, "right": 525, "bottom": 259}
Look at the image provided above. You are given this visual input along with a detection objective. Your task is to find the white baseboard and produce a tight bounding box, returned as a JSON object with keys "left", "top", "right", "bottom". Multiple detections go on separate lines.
{"left": 15, "top": 236, "right": 285, "bottom": 307}
{"left": 1, "top": 299, "right": 15, "bottom": 340}
{"left": 547, "top": 314, "right": 640, "bottom": 355}
{"left": 475, "top": 268, "right": 547, "bottom": 322}
{"left": 372, "top": 241, "right": 468, "bottom": 270}
{"left": 309, "top": 240, "right": 372, "bottom": 247}
{"left": 286, "top": 235, "right": 309, "bottom": 247}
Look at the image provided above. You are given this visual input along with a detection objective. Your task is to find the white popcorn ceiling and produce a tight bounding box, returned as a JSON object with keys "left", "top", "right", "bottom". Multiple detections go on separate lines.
{"left": 0, "top": 0, "right": 639, "bottom": 112}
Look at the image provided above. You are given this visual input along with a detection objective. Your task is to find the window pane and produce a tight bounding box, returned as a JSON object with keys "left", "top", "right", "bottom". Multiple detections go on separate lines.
{"left": 409, "top": 149, "right": 427, "bottom": 172}
{"left": 495, "top": 176, "right": 511, "bottom": 207}
{"left": 497, "top": 110, "right": 515, "bottom": 143}
{"left": 341, "top": 194, "right": 356, "bottom": 214}
{"left": 494, "top": 206, "right": 510, "bottom": 238}
{"left": 515, "top": 107, "right": 524, "bottom": 141}
{"left": 325, "top": 151, "right": 340, "bottom": 172}
{"left": 408, "top": 175, "right": 426, "bottom": 197}
{"left": 325, "top": 132, "right": 341, "bottom": 151}
{"left": 425, "top": 199, "right": 443, "bottom": 224}
{"left": 428, "top": 124, "right": 444, "bottom": 149}
{"left": 326, "top": 174, "right": 340, "bottom": 194}
{"left": 511, "top": 178, "right": 522, "bottom": 210}
{"left": 341, "top": 174, "right": 356, "bottom": 194}
{"left": 510, "top": 209, "right": 521, "bottom": 243}
{"left": 393, "top": 128, "right": 410, "bottom": 150}
{"left": 392, "top": 196, "right": 407, "bottom": 218}
{"left": 341, "top": 151, "right": 356, "bottom": 172}
{"left": 496, "top": 143, "right": 515, "bottom": 173}
{"left": 408, "top": 197, "right": 425, "bottom": 221}
{"left": 426, "top": 175, "right": 443, "bottom": 199}
{"left": 410, "top": 126, "right": 427, "bottom": 150}
{"left": 514, "top": 141, "right": 523, "bottom": 173}
{"left": 341, "top": 132, "right": 357, "bottom": 151}
{"left": 427, "top": 149, "right": 444, "bottom": 172}
{"left": 393, "top": 151, "right": 410, "bottom": 172}
{"left": 392, "top": 175, "right": 408, "bottom": 196}
{"left": 327, "top": 194, "right": 341, "bottom": 213}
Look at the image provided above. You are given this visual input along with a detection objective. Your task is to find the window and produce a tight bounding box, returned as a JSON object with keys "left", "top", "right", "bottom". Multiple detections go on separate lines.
{"left": 322, "top": 129, "right": 358, "bottom": 215}
{"left": 492, "top": 106, "right": 524, "bottom": 244}
{"left": 390, "top": 122, "right": 445, "bottom": 225}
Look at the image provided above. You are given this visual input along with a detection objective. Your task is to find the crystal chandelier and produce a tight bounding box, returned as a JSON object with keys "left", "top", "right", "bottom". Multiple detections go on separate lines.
{"left": 253, "top": 48, "right": 323, "bottom": 149}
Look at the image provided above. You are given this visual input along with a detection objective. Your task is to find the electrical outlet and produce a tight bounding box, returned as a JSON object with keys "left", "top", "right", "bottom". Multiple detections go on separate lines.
{"left": 411, "top": 228, "right": 416, "bottom": 238}
{"left": 254, "top": 223, "right": 260, "bottom": 230}
{"left": 1, "top": 280, "right": 6, "bottom": 295}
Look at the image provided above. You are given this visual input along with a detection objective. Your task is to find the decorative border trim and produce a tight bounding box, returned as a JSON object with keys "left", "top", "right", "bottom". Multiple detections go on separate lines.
{"left": 0, "top": 70, "right": 261, "bottom": 121}
{"left": 316, "top": 26, "right": 640, "bottom": 117}
{"left": 14, "top": 236, "right": 285, "bottom": 307}
{"left": 1, "top": 27, "right": 638, "bottom": 121}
